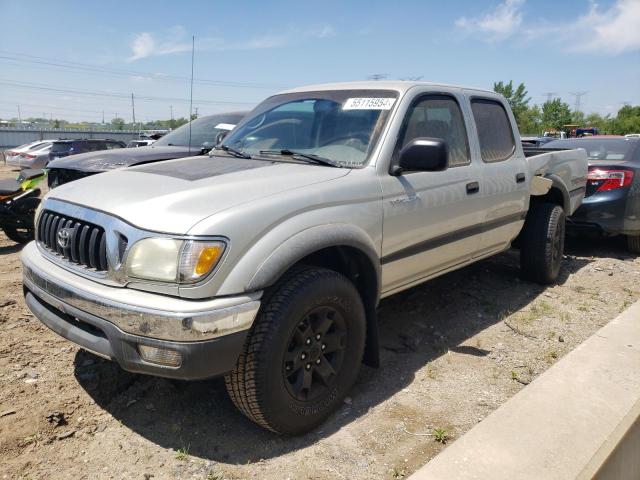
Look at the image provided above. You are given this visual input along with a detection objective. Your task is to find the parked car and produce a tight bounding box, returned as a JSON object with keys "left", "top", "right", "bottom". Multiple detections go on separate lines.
{"left": 47, "top": 112, "right": 247, "bottom": 188}
{"left": 5, "top": 140, "right": 54, "bottom": 168}
{"left": 22, "top": 81, "right": 587, "bottom": 434}
{"left": 544, "top": 136, "right": 640, "bottom": 251}
{"left": 127, "top": 139, "right": 156, "bottom": 148}
{"left": 17, "top": 142, "right": 54, "bottom": 169}
{"left": 48, "top": 139, "right": 126, "bottom": 164}
{"left": 521, "top": 136, "right": 557, "bottom": 148}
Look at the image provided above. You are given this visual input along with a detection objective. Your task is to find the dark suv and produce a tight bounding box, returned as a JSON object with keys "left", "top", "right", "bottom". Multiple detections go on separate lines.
{"left": 49, "top": 139, "right": 126, "bottom": 162}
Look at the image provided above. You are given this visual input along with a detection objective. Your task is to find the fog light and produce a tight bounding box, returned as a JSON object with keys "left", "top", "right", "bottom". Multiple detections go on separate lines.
{"left": 138, "top": 345, "right": 182, "bottom": 367}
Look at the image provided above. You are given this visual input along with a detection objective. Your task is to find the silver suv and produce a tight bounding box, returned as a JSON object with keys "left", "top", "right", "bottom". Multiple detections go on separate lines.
{"left": 22, "top": 82, "right": 587, "bottom": 434}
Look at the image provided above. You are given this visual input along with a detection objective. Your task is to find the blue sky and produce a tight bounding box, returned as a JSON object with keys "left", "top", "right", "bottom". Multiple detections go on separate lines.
{"left": 0, "top": 0, "right": 638, "bottom": 123}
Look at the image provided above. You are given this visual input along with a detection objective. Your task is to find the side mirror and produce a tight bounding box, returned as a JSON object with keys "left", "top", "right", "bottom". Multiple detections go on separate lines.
{"left": 392, "top": 137, "right": 448, "bottom": 175}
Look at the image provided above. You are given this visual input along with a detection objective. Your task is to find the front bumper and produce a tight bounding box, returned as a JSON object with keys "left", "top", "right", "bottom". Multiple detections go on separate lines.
{"left": 21, "top": 242, "right": 261, "bottom": 379}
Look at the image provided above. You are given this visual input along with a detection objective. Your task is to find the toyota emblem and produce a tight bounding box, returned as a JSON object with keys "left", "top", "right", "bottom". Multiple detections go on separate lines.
{"left": 57, "top": 228, "right": 73, "bottom": 249}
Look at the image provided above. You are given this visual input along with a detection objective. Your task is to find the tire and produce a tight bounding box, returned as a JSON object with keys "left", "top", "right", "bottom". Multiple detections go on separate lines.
{"left": 520, "top": 203, "right": 565, "bottom": 284}
{"left": 225, "top": 266, "right": 366, "bottom": 435}
{"left": 628, "top": 234, "right": 640, "bottom": 253}
{"left": 2, "top": 197, "right": 40, "bottom": 244}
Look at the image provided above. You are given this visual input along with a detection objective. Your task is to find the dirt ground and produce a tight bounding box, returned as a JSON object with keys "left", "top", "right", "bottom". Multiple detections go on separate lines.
{"left": 1, "top": 161, "right": 639, "bottom": 480}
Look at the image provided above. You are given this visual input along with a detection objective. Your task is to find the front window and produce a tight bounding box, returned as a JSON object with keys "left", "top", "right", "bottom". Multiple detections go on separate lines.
{"left": 221, "top": 90, "right": 399, "bottom": 168}
{"left": 154, "top": 113, "right": 245, "bottom": 149}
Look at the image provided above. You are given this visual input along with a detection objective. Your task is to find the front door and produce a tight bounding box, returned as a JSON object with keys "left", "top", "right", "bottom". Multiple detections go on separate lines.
{"left": 380, "top": 93, "right": 484, "bottom": 294}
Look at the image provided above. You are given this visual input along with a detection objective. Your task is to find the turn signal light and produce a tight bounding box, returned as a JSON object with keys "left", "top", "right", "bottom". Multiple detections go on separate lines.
{"left": 138, "top": 345, "right": 182, "bottom": 367}
{"left": 195, "top": 245, "right": 224, "bottom": 275}
{"left": 587, "top": 168, "right": 634, "bottom": 192}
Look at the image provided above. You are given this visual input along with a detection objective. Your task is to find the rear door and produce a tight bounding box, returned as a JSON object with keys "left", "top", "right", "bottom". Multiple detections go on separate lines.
{"left": 379, "top": 90, "right": 485, "bottom": 294}
{"left": 467, "top": 96, "right": 529, "bottom": 255}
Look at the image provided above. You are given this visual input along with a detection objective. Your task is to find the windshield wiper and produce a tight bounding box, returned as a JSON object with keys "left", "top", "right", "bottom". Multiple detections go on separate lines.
{"left": 213, "top": 144, "right": 252, "bottom": 159}
{"left": 259, "top": 149, "right": 342, "bottom": 168}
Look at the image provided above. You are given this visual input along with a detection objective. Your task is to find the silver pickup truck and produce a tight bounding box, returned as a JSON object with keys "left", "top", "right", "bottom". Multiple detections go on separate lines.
{"left": 21, "top": 81, "right": 587, "bottom": 434}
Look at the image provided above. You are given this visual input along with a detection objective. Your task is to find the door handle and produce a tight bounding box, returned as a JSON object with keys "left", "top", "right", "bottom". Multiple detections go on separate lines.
{"left": 466, "top": 181, "right": 480, "bottom": 194}
{"left": 516, "top": 173, "right": 526, "bottom": 183}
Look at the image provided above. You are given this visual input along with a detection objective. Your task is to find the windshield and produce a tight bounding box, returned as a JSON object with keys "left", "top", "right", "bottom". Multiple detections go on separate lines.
{"left": 221, "top": 90, "right": 399, "bottom": 167}
{"left": 545, "top": 138, "right": 637, "bottom": 161}
{"left": 154, "top": 113, "right": 245, "bottom": 149}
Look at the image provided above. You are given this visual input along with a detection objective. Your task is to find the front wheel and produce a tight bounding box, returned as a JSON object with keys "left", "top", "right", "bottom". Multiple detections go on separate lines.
{"left": 225, "top": 266, "right": 366, "bottom": 435}
{"left": 520, "top": 203, "right": 566, "bottom": 284}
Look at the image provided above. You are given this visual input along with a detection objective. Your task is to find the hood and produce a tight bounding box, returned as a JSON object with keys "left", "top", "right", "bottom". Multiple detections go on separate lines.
{"left": 47, "top": 146, "right": 198, "bottom": 172}
{"left": 46, "top": 155, "right": 350, "bottom": 233}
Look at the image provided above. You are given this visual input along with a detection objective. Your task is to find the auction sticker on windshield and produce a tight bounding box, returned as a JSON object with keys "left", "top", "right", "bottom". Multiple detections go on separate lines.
{"left": 215, "top": 123, "right": 236, "bottom": 130}
{"left": 343, "top": 98, "right": 395, "bottom": 110}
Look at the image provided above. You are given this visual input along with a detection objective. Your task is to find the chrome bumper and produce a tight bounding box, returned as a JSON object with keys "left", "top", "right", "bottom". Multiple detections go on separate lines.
{"left": 21, "top": 242, "right": 261, "bottom": 342}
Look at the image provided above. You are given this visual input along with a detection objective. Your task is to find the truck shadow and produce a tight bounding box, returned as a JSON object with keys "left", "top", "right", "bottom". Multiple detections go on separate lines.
{"left": 73, "top": 244, "right": 605, "bottom": 464}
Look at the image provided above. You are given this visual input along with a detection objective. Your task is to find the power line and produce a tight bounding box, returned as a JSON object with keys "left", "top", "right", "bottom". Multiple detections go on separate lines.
{"left": 0, "top": 78, "right": 257, "bottom": 106}
{"left": 0, "top": 51, "right": 287, "bottom": 90}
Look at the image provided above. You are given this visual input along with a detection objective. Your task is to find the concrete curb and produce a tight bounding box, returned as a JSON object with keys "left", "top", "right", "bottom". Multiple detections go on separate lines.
{"left": 409, "top": 301, "right": 640, "bottom": 480}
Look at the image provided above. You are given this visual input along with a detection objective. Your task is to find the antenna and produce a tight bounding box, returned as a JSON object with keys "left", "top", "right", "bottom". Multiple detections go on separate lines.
{"left": 569, "top": 91, "right": 588, "bottom": 113}
{"left": 188, "top": 35, "right": 195, "bottom": 154}
{"left": 543, "top": 92, "right": 557, "bottom": 103}
{"left": 17, "top": 104, "right": 21, "bottom": 123}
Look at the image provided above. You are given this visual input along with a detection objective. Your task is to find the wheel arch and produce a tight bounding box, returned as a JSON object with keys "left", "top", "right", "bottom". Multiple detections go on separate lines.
{"left": 245, "top": 224, "right": 382, "bottom": 367}
{"left": 532, "top": 174, "right": 570, "bottom": 212}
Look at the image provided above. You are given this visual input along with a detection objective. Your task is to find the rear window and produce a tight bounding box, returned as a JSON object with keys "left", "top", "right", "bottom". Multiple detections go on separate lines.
{"left": 544, "top": 138, "right": 637, "bottom": 162}
{"left": 471, "top": 98, "right": 516, "bottom": 162}
{"left": 51, "top": 143, "right": 71, "bottom": 153}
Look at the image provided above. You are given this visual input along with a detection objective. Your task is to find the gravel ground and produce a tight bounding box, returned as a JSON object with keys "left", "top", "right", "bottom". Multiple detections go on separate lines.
{"left": 1, "top": 162, "right": 639, "bottom": 480}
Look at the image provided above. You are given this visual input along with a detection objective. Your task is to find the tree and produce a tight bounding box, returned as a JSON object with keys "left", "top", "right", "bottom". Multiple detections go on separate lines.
{"left": 518, "top": 105, "right": 542, "bottom": 135}
{"left": 541, "top": 99, "right": 572, "bottom": 131}
{"left": 493, "top": 80, "right": 531, "bottom": 129}
{"left": 111, "top": 117, "right": 126, "bottom": 131}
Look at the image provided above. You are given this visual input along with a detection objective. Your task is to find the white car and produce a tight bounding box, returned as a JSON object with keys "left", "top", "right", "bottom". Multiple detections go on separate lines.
{"left": 625, "top": 133, "right": 640, "bottom": 138}
{"left": 18, "top": 143, "right": 54, "bottom": 169}
{"left": 5, "top": 140, "right": 53, "bottom": 168}
{"left": 127, "top": 139, "right": 156, "bottom": 148}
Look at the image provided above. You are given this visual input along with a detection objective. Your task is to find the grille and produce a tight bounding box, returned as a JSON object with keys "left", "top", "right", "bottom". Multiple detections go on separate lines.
{"left": 38, "top": 210, "right": 108, "bottom": 271}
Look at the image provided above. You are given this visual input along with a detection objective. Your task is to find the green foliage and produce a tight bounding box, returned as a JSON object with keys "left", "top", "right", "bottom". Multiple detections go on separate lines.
{"left": 541, "top": 99, "right": 572, "bottom": 131}
{"left": 433, "top": 427, "right": 449, "bottom": 444}
{"left": 519, "top": 105, "right": 542, "bottom": 135}
{"left": 110, "top": 117, "right": 126, "bottom": 131}
{"left": 493, "top": 80, "right": 531, "bottom": 131}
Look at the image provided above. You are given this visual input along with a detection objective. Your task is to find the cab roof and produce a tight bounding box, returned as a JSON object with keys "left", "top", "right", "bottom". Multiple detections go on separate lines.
{"left": 280, "top": 80, "right": 498, "bottom": 97}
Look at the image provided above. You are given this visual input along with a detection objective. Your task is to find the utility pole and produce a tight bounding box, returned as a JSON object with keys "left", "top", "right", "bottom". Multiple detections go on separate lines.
{"left": 194, "top": 107, "right": 198, "bottom": 118}
{"left": 569, "top": 91, "right": 588, "bottom": 113}
{"left": 17, "top": 104, "right": 21, "bottom": 124}
{"left": 102, "top": 110, "right": 105, "bottom": 124}
{"left": 543, "top": 92, "right": 557, "bottom": 103}
{"left": 131, "top": 93, "right": 136, "bottom": 130}
{"left": 170, "top": 105, "right": 174, "bottom": 129}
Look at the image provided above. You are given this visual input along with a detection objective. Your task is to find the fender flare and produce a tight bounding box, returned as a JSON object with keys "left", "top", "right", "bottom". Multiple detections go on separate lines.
{"left": 245, "top": 223, "right": 381, "bottom": 300}
{"left": 539, "top": 173, "right": 571, "bottom": 213}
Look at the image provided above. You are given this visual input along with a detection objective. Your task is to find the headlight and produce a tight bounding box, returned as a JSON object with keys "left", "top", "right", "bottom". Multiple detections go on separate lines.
{"left": 126, "top": 238, "right": 226, "bottom": 283}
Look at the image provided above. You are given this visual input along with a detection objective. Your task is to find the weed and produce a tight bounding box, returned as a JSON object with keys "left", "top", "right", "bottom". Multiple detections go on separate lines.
{"left": 390, "top": 467, "right": 406, "bottom": 479}
{"left": 427, "top": 365, "right": 438, "bottom": 380}
{"left": 544, "top": 351, "right": 558, "bottom": 363}
{"left": 21, "top": 432, "right": 40, "bottom": 446}
{"left": 511, "top": 370, "right": 518, "bottom": 380}
{"left": 620, "top": 300, "right": 632, "bottom": 313}
{"left": 175, "top": 445, "right": 190, "bottom": 461}
{"left": 578, "top": 304, "right": 589, "bottom": 312}
{"left": 433, "top": 427, "right": 449, "bottom": 444}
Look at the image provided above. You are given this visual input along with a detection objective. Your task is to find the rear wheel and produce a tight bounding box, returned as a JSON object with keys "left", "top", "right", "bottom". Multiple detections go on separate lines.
{"left": 627, "top": 234, "right": 640, "bottom": 254}
{"left": 2, "top": 197, "right": 40, "bottom": 244}
{"left": 225, "top": 266, "right": 366, "bottom": 435}
{"left": 520, "top": 203, "right": 565, "bottom": 284}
